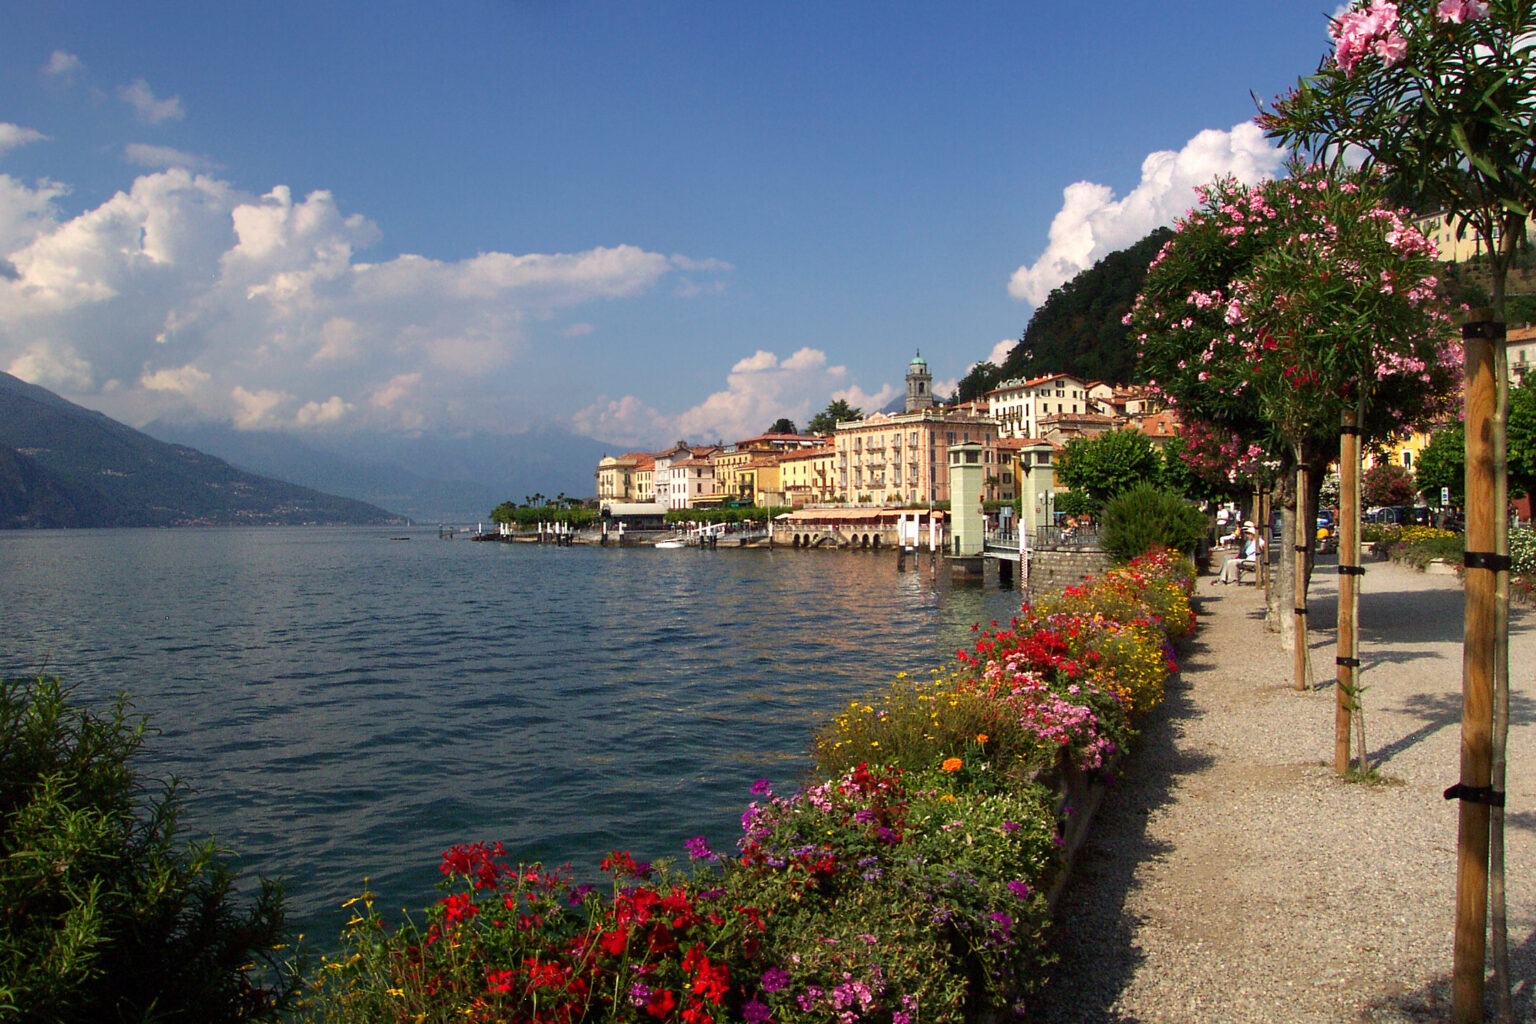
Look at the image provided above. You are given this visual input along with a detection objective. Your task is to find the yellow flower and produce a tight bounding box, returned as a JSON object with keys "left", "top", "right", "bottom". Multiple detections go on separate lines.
{"left": 941, "top": 757, "right": 963, "bottom": 773}
{"left": 976, "top": 733, "right": 989, "bottom": 744}
{"left": 940, "top": 794, "right": 956, "bottom": 802}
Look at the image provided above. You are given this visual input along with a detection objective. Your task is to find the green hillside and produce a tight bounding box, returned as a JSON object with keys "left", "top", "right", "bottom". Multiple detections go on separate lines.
{"left": 0, "top": 373, "right": 404, "bottom": 528}
{"left": 1001, "top": 227, "right": 1174, "bottom": 385}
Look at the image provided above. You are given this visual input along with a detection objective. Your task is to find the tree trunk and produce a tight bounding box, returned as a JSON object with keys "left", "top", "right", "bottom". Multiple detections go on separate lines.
{"left": 1454, "top": 311, "right": 1499, "bottom": 1024}
{"left": 1271, "top": 471, "right": 1297, "bottom": 643}
{"left": 1293, "top": 461, "right": 1310, "bottom": 691}
{"left": 1337, "top": 409, "right": 1361, "bottom": 773}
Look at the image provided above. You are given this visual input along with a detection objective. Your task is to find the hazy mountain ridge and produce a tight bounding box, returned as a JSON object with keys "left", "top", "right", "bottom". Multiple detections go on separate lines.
{"left": 0, "top": 373, "right": 404, "bottom": 528}
{"left": 142, "top": 422, "right": 616, "bottom": 523}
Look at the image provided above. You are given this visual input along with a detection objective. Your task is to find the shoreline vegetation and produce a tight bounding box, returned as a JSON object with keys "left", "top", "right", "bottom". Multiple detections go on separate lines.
{"left": 295, "top": 547, "right": 1196, "bottom": 1024}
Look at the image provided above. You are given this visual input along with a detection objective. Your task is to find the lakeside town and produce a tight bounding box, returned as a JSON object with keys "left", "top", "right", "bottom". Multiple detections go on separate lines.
{"left": 582, "top": 317, "right": 1536, "bottom": 543}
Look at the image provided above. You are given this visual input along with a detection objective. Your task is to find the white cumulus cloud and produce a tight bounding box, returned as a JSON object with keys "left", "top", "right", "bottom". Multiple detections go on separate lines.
{"left": 0, "top": 167, "right": 724, "bottom": 434}
{"left": 42, "top": 51, "right": 83, "bottom": 80}
{"left": 119, "top": 79, "right": 185, "bottom": 123}
{"left": 572, "top": 347, "right": 899, "bottom": 449}
{"left": 983, "top": 338, "right": 1013, "bottom": 367}
{"left": 1008, "top": 122, "right": 1283, "bottom": 306}
{"left": 0, "top": 124, "right": 48, "bottom": 155}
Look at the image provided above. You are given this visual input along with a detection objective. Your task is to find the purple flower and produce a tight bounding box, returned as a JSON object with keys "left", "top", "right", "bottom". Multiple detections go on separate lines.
{"left": 684, "top": 836, "right": 717, "bottom": 861}
{"left": 1001, "top": 820, "right": 1020, "bottom": 833}
{"left": 852, "top": 808, "right": 876, "bottom": 823}
{"left": 1007, "top": 880, "right": 1033, "bottom": 900}
{"left": 751, "top": 778, "right": 773, "bottom": 796}
{"left": 875, "top": 826, "right": 900, "bottom": 845}
{"left": 567, "top": 883, "right": 595, "bottom": 906}
{"left": 742, "top": 999, "right": 771, "bottom": 1024}
{"left": 760, "top": 967, "right": 790, "bottom": 993}
{"left": 797, "top": 985, "right": 824, "bottom": 1010}
{"left": 629, "top": 982, "right": 653, "bottom": 1008}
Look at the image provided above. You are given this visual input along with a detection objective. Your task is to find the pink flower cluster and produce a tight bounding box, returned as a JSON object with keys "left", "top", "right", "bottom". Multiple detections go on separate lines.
{"left": 1333, "top": 0, "right": 1490, "bottom": 75}
{"left": 1436, "top": 0, "right": 1489, "bottom": 24}
{"left": 1332, "top": 1, "right": 1407, "bottom": 75}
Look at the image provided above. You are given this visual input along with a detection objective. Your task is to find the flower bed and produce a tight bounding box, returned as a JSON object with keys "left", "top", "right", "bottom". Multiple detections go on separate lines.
{"left": 300, "top": 548, "right": 1196, "bottom": 1024}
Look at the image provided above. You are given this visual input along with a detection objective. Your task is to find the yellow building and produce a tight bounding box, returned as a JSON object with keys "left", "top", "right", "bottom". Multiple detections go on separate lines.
{"left": 1413, "top": 210, "right": 1536, "bottom": 263}
{"left": 779, "top": 445, "right": 837, "bottom": 506}
{"left": 594, "top": 452, "right": 647, "bottom": 502}
{"left": 739, "top": 453, "right": 786, "bottom": 507}
{"left": 1364, "top": 431, "right": 1433, "bottom": 473}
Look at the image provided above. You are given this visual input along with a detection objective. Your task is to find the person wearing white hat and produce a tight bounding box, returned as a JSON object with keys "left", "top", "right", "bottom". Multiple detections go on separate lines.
{"left": 1215, "top": 524, "right": 1262, "bottom": 584}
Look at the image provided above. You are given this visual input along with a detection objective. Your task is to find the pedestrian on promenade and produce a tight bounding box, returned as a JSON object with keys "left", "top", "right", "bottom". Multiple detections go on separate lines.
{"left": 1214, "top": 525, "right": 1260, "bottom": 585}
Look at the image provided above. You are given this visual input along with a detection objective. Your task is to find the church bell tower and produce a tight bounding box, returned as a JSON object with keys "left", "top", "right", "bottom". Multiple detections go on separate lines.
{"left": 905, "top": 351, "right": 935, "bottom": 413}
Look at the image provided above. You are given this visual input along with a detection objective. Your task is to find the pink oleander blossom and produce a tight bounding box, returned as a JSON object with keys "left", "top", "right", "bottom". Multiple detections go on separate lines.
{"left": 1436, "top": 0, "right": 1489, "bottom": 23}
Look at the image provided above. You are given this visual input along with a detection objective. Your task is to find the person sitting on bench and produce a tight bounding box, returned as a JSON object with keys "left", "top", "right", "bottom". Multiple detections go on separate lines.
{"left": 1215, "top": 526, "right": 1262, "bottom": 585}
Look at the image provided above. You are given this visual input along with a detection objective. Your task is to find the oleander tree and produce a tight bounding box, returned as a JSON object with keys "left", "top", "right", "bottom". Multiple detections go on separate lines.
{"left": 1128, "top": 164, "right": 1458, "bottom": 681}
{"left": 1260, "top": 6, "right": 1536, "bottom": 1016}
{"left": 1362, "top": 461, "right": 1418, "bottom": 506}
{"left": 1258, "top": 0, "right": 1534, "bottom": 316}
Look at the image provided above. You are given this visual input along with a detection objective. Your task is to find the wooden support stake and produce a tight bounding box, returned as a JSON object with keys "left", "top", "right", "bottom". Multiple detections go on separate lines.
{"left": 1293, "top": 463, "right": 1309, "bottom": 692}
{"left": 1453, "top": 312, "right": 1497, "bottom": 1024}
{"left": 1336, "top": 409, "right": 1359, "bottom": 775}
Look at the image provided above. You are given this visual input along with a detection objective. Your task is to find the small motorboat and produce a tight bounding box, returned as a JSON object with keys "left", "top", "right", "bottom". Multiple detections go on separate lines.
{"left": 654, "top": 539, "right": 686, "bottom": 549}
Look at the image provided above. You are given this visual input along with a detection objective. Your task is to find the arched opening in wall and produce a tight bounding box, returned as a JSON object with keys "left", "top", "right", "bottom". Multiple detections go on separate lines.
{"left": 871, "top": 535, "right": 881, "bottom": 551}
{"left": 860, "top": 534, "right": 870, "bottom": 549}
{"left": 792, "top": 534, "right": 801, "bottom": 548}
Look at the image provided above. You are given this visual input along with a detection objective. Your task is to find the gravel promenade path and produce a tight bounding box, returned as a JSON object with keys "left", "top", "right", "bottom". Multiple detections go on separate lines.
{"left": 1031, "top": 557, "right": 1536, "bottom": 1023}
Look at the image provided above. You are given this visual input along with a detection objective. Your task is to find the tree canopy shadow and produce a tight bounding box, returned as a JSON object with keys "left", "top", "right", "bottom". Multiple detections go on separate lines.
{"left": 1026, "top": 631, "right": 1217, "bottom": 1023}
{"left": 1356, "top": 921, "right": 1536, "bottom": 1023}
{"left": 1370, "top": 690, "right": 1536, "bottom": 767}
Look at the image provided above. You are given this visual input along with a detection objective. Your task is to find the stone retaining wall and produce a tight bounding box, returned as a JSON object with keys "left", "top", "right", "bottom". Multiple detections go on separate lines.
{"left": 1025, "top": 548, "right": 1112, "bottom": 600}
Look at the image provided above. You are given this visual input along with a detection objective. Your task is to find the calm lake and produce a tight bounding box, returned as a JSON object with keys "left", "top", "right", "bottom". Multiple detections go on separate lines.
{"left": 0, "top": 526, "right": 1024, "bottom": 938}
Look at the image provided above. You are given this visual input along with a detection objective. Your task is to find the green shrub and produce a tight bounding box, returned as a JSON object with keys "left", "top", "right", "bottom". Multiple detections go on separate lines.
{"left": 1098, "top": 483, "right": 1206, "bottom": 563}
{"left": 0, "top": 676, "right": 300, "bottom": 1023}
{"left": 1052, "top": 489, "right": 1094, "bottom": 517}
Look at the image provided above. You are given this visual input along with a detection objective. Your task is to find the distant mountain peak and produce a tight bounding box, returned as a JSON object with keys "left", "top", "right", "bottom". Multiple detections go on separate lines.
{"left": 0, "top": 373, "right": 404, "bottom": 528}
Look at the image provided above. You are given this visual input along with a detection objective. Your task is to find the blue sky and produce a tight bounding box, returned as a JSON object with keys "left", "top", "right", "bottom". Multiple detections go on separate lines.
{"left": 1, "top": 2, "right": 1334, "bottom": 451}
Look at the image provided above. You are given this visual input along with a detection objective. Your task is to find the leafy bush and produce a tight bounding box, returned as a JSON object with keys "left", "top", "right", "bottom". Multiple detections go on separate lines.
{"left": 1052, "top": 490, "right": 1094, "bottom": 517}
{"left": 305, "top": 766, "right": 1061, "bottom": 1024}
{"left": 0, "top": 676, "right": 299, "bottom": 1022}
{"left": 1098, "top": 483, "right": 1206, "bottom": 563}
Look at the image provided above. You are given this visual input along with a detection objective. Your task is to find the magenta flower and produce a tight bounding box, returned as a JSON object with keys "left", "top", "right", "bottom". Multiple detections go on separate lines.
{"left": 760, "top": 967, "right": 790, "bottom": 993}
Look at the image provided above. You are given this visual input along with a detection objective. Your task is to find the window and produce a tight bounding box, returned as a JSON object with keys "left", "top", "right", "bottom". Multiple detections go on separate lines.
{"left": 1403, "top": 451, "right": 1413, "bottom": 468}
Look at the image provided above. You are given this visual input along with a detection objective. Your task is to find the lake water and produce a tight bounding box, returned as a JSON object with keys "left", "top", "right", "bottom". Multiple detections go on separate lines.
{"left": 0, "top": 526, "right": 1023, "bottom": 938}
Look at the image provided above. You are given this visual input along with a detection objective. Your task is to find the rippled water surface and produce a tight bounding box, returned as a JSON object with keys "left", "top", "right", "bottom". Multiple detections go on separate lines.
{"left": 0, "top": 526, "right": 1022, "bottom": 936}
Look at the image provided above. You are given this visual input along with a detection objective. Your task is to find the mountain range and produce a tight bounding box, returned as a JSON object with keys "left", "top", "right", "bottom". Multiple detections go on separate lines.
{"left": 0, "top": 372, "right": 402, "bottom": 529}
{"left": 141, "top": 421, "right": 615, "bottom": 524}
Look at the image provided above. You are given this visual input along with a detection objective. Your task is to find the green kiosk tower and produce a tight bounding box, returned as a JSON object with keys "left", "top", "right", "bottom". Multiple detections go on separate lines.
{"left": 947, "top": 441, "right": 986, "bottom": 578}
